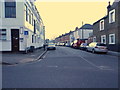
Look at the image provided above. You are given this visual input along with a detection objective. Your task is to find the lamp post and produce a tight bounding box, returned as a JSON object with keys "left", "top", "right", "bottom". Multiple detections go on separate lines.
{"left": 43, "top": 26, "right": 45, "bottom": 44}
{"left": 82, "top": 21, "right": 84, "bottom": 39}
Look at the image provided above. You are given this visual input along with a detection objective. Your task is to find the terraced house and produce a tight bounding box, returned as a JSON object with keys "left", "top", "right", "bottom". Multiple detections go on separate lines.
{"left": 0, "top": 0, "right": 45, "bottom": 52}
{"left": 93, "top": 0, "right": 120, "bottom": 52}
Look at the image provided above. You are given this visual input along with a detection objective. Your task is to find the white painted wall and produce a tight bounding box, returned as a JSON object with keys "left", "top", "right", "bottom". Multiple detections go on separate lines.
{"left": 73, "top": 30, "right": 79, "bottom": 40}
{"left": 78, "top": 29, "right": 93, "bottom": 39}
{"left": 0, "top": 1, "right": 45, "bottom": 51}
{"left": 69, "top": 33, "right": 74, "bottom": 45}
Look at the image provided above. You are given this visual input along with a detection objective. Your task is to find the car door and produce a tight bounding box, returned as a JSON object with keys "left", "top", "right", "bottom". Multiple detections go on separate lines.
{"left": 88, "top": 43, "right": 93, "bottom": 51}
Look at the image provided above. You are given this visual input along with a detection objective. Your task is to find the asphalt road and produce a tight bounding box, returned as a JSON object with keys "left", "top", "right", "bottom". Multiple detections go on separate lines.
{"left": 2, "top": 46, "right": 118, "bottom": 88}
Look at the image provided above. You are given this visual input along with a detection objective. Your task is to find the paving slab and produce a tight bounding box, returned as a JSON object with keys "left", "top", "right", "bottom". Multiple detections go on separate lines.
{"left": 1, "top": 48, "right": 46, "bottom": 65}
{"left": 108, "top": 51, "right": 120, "bottom": 57}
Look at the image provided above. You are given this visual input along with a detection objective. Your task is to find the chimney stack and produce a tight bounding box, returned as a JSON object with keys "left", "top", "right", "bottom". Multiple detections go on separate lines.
{"left": 107, "top": 1, "right": 111, "bottom": 14}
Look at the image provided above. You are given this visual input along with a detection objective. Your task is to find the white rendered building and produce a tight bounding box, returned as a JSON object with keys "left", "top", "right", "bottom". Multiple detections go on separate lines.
{"left": 78, "top": 24, "right": 93, "bottom": 40}
{"left": 0, "top": 0, "right": 45, "bottom": 52}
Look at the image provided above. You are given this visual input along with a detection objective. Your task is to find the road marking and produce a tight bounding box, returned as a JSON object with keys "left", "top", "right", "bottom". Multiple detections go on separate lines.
{"left": 47, "top": 65, "right": 58, "bottom": 68}
{"left": 37, "top": 59, "right": 43, "bottom": 62}
{"left": 43, "top": 51, "right": 49, "bottom": 58}
{"left": 98, "top": 66, "right": 113, "bottom": 70}
{"left": 42, "top": 51, "right": 49, "bottom": 59}
{"left": 37, "top": 51, "right": 49, "bottom": 62}
{"left": 78, "top": 55, "right": 106, "bottom": 70}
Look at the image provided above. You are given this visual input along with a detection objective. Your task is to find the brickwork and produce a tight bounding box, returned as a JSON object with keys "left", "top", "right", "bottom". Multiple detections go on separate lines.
{"left": 93, "top": 1, "right": 120, "bottom": 52}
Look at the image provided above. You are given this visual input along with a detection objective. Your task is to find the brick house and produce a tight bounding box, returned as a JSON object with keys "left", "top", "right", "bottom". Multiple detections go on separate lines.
{"left": 93, "top": 1, "right": 120, "bottom": 52}
{"left": 55, "top": 31, "right": 72, "bottom": 46}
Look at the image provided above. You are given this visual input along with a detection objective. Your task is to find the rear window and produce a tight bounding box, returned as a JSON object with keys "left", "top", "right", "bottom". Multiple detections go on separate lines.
{"left": 49, "top": 44, "right": 54, "bottom": 45}
{"left": 97, "top": 43, "right": 106, "bottom": 46}
{"left": 48, "top": 43, "right": 55, "bottom": 45}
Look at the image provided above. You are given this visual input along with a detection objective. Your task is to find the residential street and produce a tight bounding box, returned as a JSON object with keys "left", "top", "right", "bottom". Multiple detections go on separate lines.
{"left": 2, "top": 46, "right": 118, "bottom": 88}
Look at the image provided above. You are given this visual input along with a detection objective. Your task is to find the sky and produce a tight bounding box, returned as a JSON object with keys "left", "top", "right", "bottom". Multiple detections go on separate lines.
{"left": 35, "top": 0, "right": 114, "bottom": 40}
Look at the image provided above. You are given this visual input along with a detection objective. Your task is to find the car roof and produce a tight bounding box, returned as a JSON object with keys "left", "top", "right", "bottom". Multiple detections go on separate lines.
{"left": 49, "top": 43, "right": 55, "bottom": 44}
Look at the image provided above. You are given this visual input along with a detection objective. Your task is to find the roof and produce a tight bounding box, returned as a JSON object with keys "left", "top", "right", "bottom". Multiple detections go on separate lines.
{"left": 79, "top": 24, "right": 93, "bottom": 29}
{"left": 114, "top": 0, "right": 120, "bottom": 2}
{"left": 93, "top": 15, "right": 108, "bottom": 25}
{"left": 93, "top": 0, "right": 120, "bottom": 25}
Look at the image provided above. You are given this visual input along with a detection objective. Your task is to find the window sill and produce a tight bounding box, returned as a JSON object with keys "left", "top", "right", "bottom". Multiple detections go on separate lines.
{"left": 100, "top": 29, "right": 104, "bottom": 31}
{"left": 109, "top": 22, "right": 115, "bottom": 24}
{"left": 0, "top": 40, "right": 7, "bottom": 41}
{"left": 109, "top": 43, "right": 115, "bottom": 44}
{"left": 5, "top": 17, "right": 16, "bottom": 18}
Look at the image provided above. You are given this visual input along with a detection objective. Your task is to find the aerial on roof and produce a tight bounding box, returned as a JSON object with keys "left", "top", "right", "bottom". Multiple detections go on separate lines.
{"left": 79, "top": 24, "right": 93, "bottom": 29}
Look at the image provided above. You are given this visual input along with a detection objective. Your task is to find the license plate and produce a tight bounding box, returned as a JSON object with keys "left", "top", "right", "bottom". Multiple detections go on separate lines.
{"left": 100, "top": 47, "right": 106, "bottom": 49}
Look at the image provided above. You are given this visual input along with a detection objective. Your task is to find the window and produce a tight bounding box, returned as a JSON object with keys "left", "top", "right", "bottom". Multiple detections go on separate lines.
{"left": 109, "top": 34, "right": 115, "bottom": 44}
{"left": 25, "top": 4, "right": 28, "bottom": 21}
{"left": 101, "top": 35, "right": 106, "bottom": 44}
{"left": 5, "top": 0, "right": 16, "bottom": 18}
{"left": 38, "top": 36, "right": 40, "bottom": 43}
{"left": 97, "top": 43, "right": 106, "bottom": 46}
{"left": 0, "top": 29, "right": 7, "bottom": 40}
{"left": 109, "top": 9, "right": 115, "bottom": 23}
{"left": 32, "top": 13, "right": 33, "bottom": 26}
{"left": 32, "top": 35, "right": 34, "bottom": 43}
{"left": 35, "top": 36, "right": 36, "bottom": 43}
{"left": 93, "top": 36, "right": 96, "bottom": 42}
{"left": 28, "top": 9, "right": 31, "bottom": 24}
{"left": 34, "top": 20, "right": 36, "bottom": 34}
{"left": 100, "top": 20, "right": 104, "bottom": 30}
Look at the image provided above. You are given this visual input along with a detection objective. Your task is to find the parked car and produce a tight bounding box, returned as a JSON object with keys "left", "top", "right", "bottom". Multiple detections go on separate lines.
{"left": 72, "top": 39, "right": 85, "bottom": 49}
{"left": 86, "top": 42, "right": 108, "bottom": 53}
{"left": 65, "top": 43, "right": 70, "bottom": 47}
{"left": 80, "top": 43, "right": 88, "bottom": 50}
{"left": 47, "top": 43, "right": 56, "bottom": 50}
{"left": 59, "top": 43, "right": 64, "bottom": 46}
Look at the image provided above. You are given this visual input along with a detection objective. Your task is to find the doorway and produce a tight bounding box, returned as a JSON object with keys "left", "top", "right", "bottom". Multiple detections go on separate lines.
{"left": 11, "top": 29, "right": 19, "bottom": 52}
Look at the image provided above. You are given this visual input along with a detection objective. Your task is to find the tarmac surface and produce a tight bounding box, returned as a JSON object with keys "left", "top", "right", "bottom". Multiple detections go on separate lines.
{"left": 2, "top": 46, "right": 118, "bottom": 88}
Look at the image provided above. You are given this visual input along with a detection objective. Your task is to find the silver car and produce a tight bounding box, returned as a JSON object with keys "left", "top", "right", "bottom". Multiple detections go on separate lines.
{"left": 47, "top": 43, "right": 56, "bottom": 50}
{"left": 86, "top": 42, "right": 108, "bottom": 54}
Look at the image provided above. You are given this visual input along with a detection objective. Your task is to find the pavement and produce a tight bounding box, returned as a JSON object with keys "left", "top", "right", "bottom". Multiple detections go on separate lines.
{"left": 108, "top": 51, "right": 120, "bottom": 57}
{"left": 1, "top": 48, "right": 47, "bottom": 65}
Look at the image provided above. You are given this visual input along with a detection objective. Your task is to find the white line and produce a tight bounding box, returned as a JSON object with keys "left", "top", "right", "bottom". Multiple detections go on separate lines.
{"left": 78, "top": 55, "right": 102, "bottom": 70}
{"left": 38, "top": 51, "right": 49, "bottom": 61}
{"left": 34, "top": 50, "right": 47, "bottom": 61}
{"left": 37, "top": 59, "right": 43, "bottom": 62}
{"left": 44, "top": 51, "right": 49, "bottom": 58}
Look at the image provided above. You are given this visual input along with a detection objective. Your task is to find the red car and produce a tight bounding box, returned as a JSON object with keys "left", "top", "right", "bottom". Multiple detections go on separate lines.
{"left": 72, "top": 39, "right": 85, "bottom": 49}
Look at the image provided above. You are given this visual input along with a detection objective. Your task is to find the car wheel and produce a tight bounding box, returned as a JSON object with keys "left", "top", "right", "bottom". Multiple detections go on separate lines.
{"left": 86, "top": 49, "right": 89, "bottom": 52}
{"left": 92, "top": 49, "right": 95, "bottom": 53}
{"left": 103, "top": 52, "right": 107, "bottom": 54}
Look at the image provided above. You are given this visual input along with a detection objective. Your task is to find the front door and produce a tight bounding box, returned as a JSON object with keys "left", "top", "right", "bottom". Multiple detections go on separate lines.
{"left": 11, "top": 29, "right": 19, "bottom": 52}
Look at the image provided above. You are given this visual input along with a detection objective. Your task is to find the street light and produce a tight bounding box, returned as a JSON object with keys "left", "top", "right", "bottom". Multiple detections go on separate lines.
{"left": 82, "top": 21, "right": 84, "bottom": 39}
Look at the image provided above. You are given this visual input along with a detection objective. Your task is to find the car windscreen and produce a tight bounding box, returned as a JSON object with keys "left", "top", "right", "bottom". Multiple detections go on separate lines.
{"left": 82, "top": 43, "right": 87, "bottom": 46}
{"left": 97, "top": 43, "right": 106, "bottom": 46}
{"left": 48, "top": 44, "right": 55, "bottom": 45}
